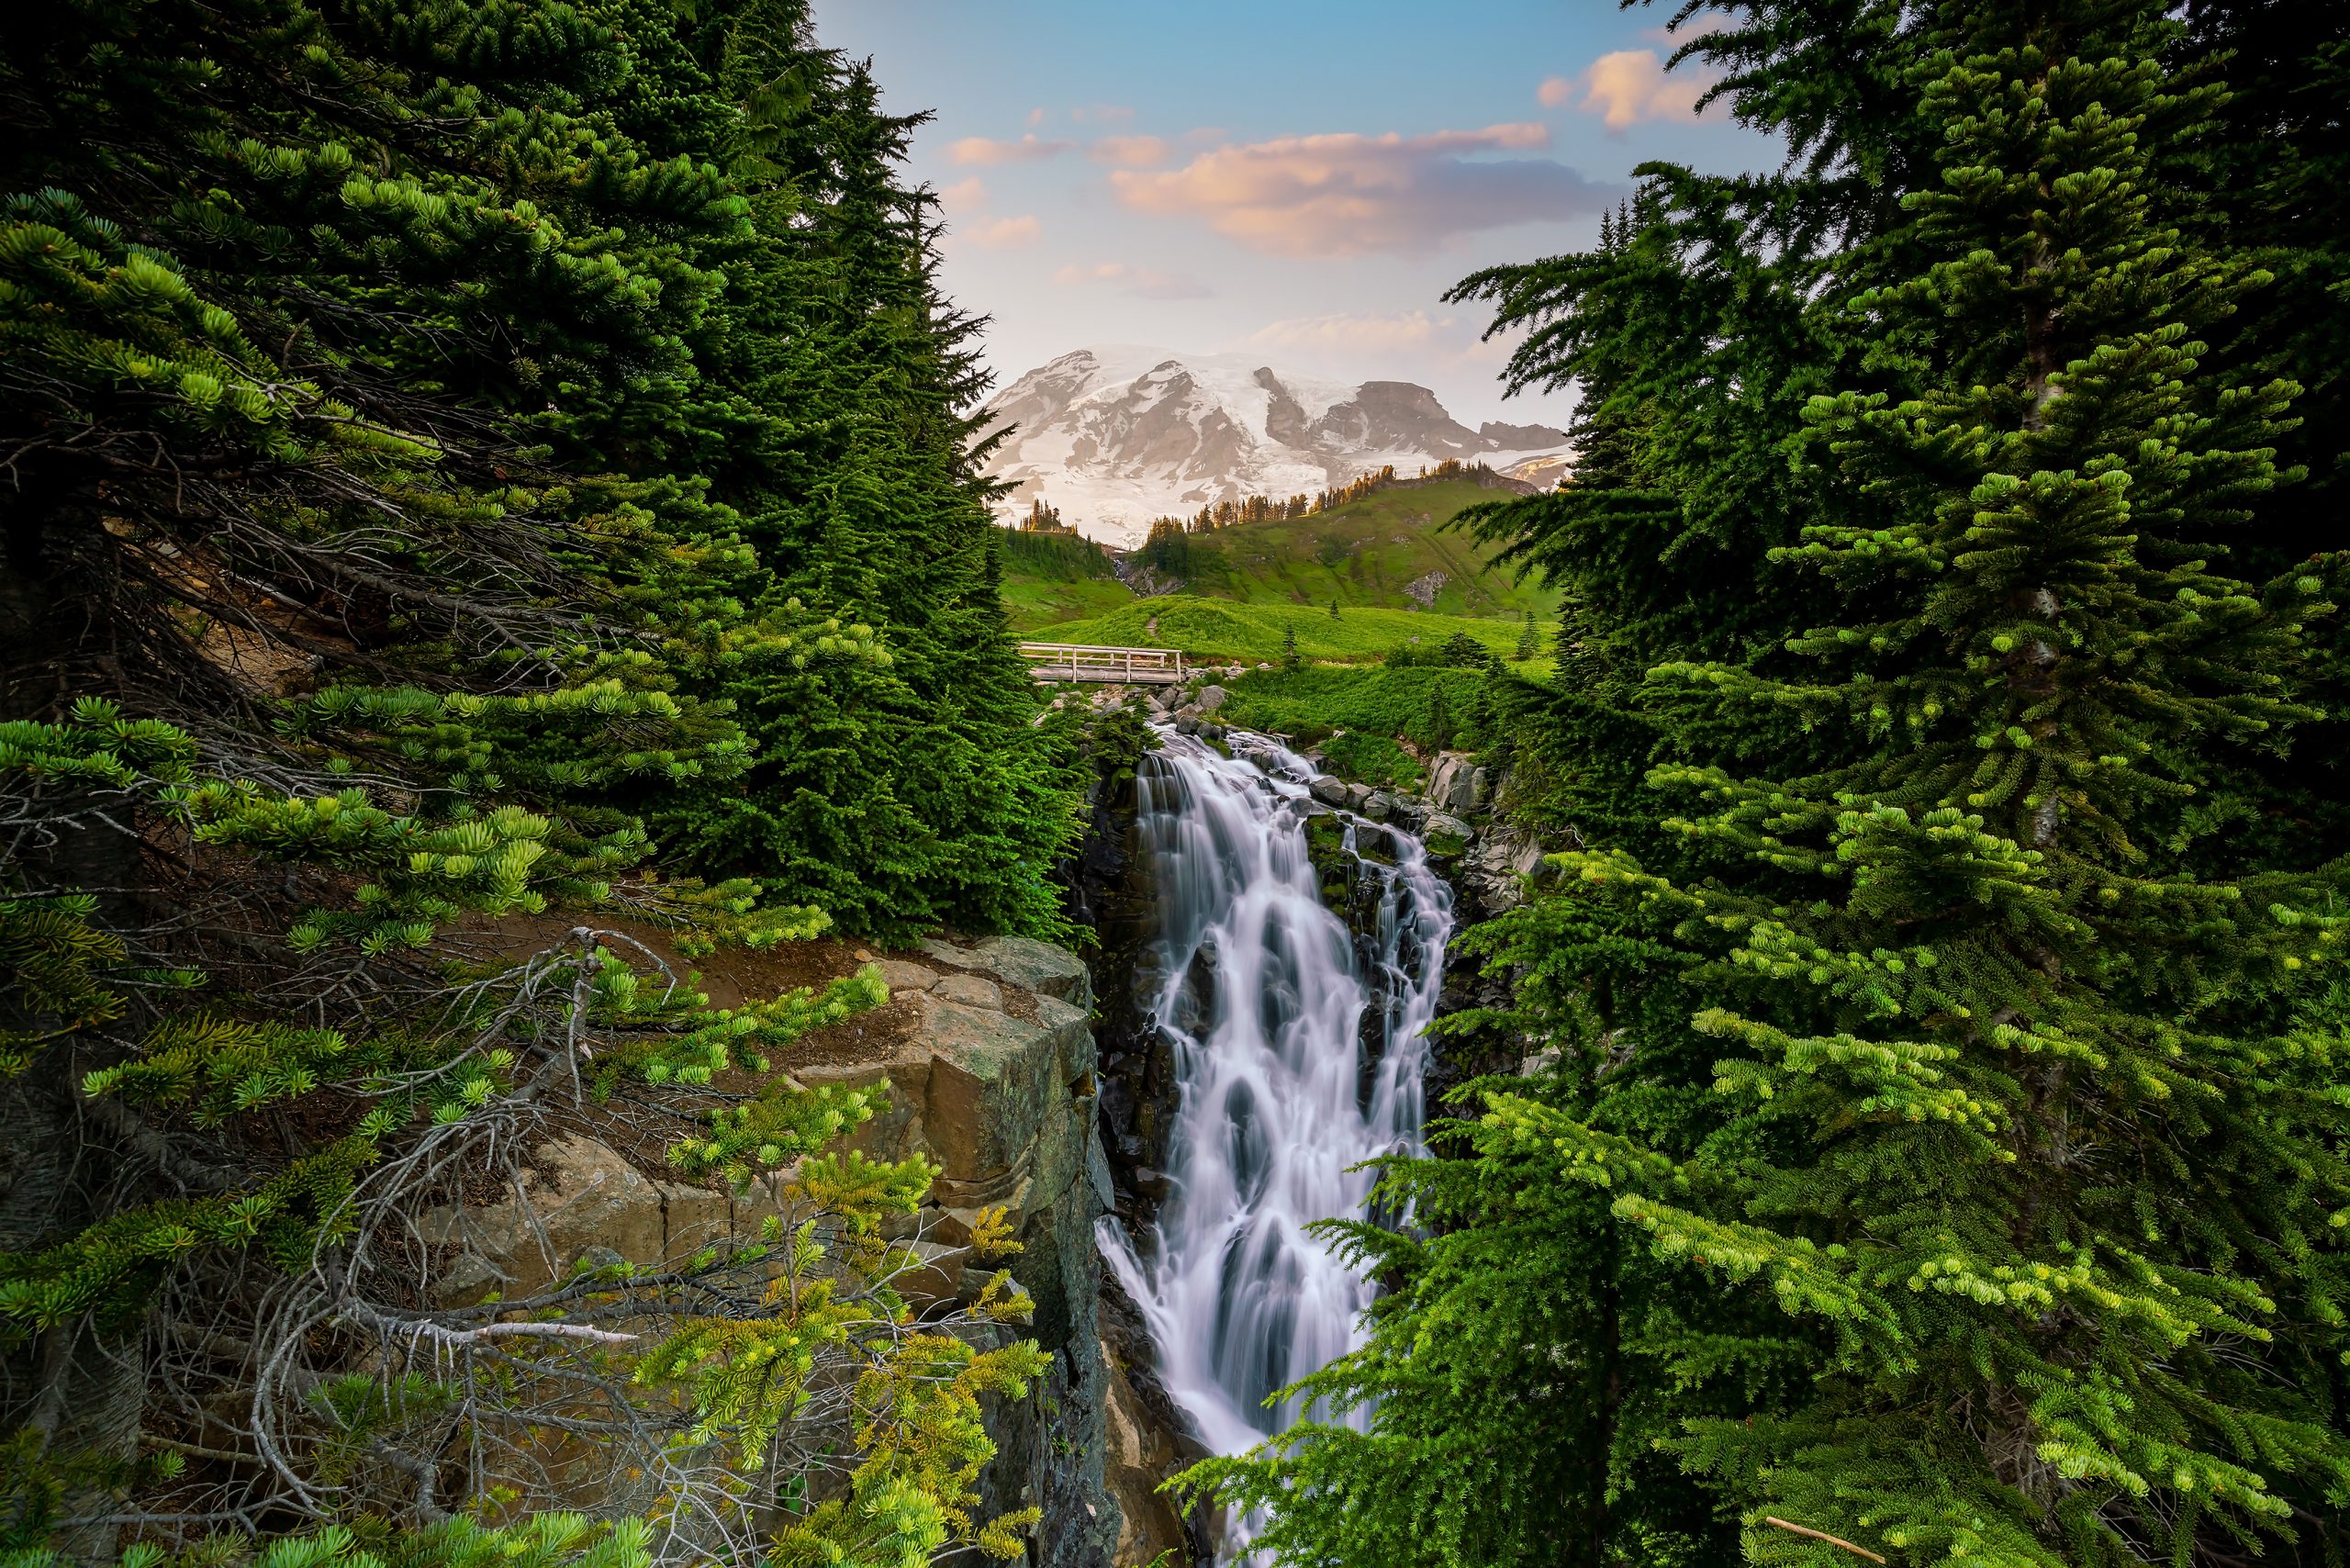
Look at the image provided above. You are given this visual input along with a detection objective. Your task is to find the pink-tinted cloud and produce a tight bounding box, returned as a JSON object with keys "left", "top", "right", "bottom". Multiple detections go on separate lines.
{"left": 947, "top": 134, "right": 1075, "bottom": 167}
{"left": 1248, "top": 309, "right": 1440, "bottom": 355}
{"left": 1541, "top": 50, "right": 1717, "bottom": 129}
{"left": 1110, "top": 124, "right": 1610, "bottom": 258}
{"left": 966, "top": 214, "right": 1042, "bottom": 248}
{"left": 1238, "top": 312, "right": 1555, "bottom": 400}
{"left": 937, "top": 177, "right": 988, "bottom": 214}
{"left": 1053, "top": 261, "right": 1212, "bottom": 300}
{"left": 1089, "top": 134, "right": 1172, "bottom": 168}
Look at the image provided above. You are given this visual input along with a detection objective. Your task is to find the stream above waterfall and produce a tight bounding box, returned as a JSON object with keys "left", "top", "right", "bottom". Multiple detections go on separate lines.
{"left": 1099, "top": 727, "right": 1454, "bottom": 1467}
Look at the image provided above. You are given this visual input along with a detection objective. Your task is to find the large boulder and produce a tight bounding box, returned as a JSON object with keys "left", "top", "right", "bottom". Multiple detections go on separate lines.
{"left": 1192, "top": 684, "right": 1227, "bottom": 715}
{"left": 1308, "top": 775, "right": 1350, "bottom": 809}
{"left": 422, "top": 1135, "right": 746, "bottom": 1299}
{"left": 922, "top": 934, "right": 1093, "bottom": 1004}
{"left": 1425, "top": 750, "right": 1479, "bottom": 815}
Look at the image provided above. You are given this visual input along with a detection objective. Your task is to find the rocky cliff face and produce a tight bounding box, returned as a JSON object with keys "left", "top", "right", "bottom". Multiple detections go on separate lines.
{"left": 978, "top": 346, "right": 1571, "bottom": 543}
{"left": 854, "top": 936, "right": 1120, "bottom": 1568}
{"left": 425, "top": 934, "right": 1125, "bottom": 1567}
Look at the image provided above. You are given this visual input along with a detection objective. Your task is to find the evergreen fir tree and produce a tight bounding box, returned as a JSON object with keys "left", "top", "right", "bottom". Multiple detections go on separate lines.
{"left": 0, "top": 1, "right": 1065, "bottom": 1561}
{"left": 1188, "top": 4, "right": 2350, "bottom": 1563}
{"left": 619, "top": 7, "right": 1080, "bottom": 940}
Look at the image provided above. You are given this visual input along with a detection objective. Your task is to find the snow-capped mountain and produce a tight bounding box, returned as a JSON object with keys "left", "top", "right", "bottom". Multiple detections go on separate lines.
{"left": 976, "top": 345, "right": 1570, "bottom": 545}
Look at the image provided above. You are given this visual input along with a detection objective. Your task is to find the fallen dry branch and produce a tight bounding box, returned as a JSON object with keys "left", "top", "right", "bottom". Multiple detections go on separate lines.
{"left": 1763, "top": 1517, "right": 1888, "bottom": 1564}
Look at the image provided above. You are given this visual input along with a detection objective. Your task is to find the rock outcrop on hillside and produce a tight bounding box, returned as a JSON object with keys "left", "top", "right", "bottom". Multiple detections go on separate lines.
{"left": 425, "top": 934, "right": 1125, "bottom": 1568}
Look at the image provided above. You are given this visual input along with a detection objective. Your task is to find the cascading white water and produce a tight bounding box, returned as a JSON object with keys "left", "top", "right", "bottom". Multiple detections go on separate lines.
{"left": 1101, "top": 728, "right": 1452, "bottom": 1467}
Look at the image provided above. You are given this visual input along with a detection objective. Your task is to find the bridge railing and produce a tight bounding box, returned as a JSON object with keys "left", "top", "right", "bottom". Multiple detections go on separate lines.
{"left": 1017, "top": 642, "right": 1187, "bottom": 684}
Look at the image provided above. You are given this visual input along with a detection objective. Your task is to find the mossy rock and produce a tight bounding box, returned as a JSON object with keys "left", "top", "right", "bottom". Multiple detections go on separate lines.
{"left": 1303, "top": 813, "right": 1354, "bottom": 909}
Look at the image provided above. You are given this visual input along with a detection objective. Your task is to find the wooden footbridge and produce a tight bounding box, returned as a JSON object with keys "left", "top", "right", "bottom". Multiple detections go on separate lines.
{"left": 1018, "top": 642, "right": 1186, "bottom": 685}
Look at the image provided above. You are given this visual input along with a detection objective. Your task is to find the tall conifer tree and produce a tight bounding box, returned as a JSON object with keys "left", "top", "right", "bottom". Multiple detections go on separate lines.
{"left": 1190, "top": 3, "right": 2350, "bottom": 1563}
{"left": 0, "top": 1, "right": 1068, "bottom": 1561}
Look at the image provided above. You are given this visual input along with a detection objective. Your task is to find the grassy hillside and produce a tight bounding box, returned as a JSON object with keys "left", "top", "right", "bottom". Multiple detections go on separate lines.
{"left": 1036, "top": 594, "right": 1549, "bottom": 666}
{"left": 1170, "top": 477, "right": 1555, "bottom": 618}
{"left": 997, "top": 528, "right": 1136, "bottom": 631}
{"left": 999, "top": 475, "right": 1556, "bottom": 632}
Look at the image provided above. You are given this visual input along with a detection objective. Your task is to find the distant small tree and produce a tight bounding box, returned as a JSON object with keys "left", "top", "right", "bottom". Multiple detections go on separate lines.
{"left": 1281, "top": 622, "right": 1302, "bottom": 671}
{"left": 1328, "top": 599, "right": 1341, "bottom": 620}
{"left": 1513, "top": 611, "right": 1538, "bottom": 660}
{"left": 1425, "top": 681, "right": 1455, "bottom": 751}
{"left": 1437, "top": 631, "right": 1487, "bottom": 668}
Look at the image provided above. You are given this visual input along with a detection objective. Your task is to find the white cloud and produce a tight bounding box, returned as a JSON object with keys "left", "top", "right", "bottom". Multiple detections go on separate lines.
{"left": 966, "top": 214, "right": 1042, "bottom": 248}
{"left": 1248, "top": 309, "right": 1442, "bottom": 356}
{"left": 1542, "top": 50, "right": 1716, "bottom": 129}
{"left": 1110, "top": 124, "right": 1614, "bottom": 258}
{"left": 1089, "top": 134, "right": 1171, "bottom": 168}
{"left": 947, "top": 134, "right": 1075, "bottom": 166}
{"left": 938, "top": 177, "right": 988, "bottom": 214}
{"left": 1053, "top": 261, "right": 1212, "bottom": 299}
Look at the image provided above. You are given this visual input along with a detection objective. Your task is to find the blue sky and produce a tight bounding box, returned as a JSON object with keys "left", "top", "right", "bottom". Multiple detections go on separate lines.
{"left": 809, "top": 1, "right": 1781, "bottom": 428}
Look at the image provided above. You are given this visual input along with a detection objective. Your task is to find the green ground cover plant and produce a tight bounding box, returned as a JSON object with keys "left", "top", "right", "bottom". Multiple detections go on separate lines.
{"left": 996, "top": 529, "right": 1135, "bottom": 633}
{"left": 1217, "top": 666, "right": 1494, "bottom": 757}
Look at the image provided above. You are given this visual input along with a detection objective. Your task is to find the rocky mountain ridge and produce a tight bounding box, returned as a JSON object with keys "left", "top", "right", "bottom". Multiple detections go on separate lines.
{"left": 977, "top": 345, "right": 1570, "bottom": 545}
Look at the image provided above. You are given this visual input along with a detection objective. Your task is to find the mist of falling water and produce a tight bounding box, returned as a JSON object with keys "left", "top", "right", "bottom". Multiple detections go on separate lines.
{"left": 1100, "top": 727, "right": 1453, "bottom": 1471}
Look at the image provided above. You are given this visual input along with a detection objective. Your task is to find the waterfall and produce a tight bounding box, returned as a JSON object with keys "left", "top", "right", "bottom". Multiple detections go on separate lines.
{"left": 1101, "top": 727, "right": 1453, "bottom": 1467}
